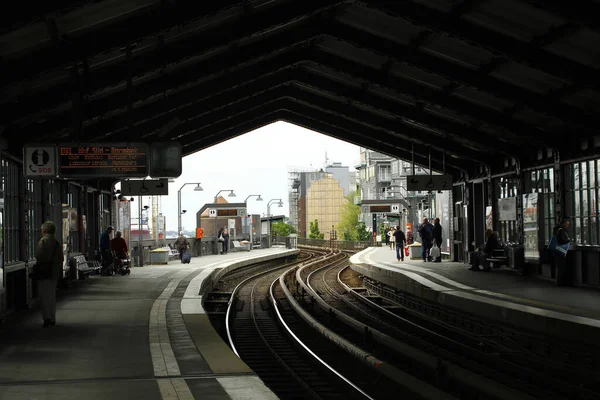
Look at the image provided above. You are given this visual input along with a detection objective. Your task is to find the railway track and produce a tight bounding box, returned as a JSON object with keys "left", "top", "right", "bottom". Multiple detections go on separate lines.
{"left": 224, "top": 250, "right": 372, "bottom": 399}
{"left": 299, "top": 257, "right": 600, "bottom": 400}
{"left": 225, "top": 250, "right": 439, "bottom": 399}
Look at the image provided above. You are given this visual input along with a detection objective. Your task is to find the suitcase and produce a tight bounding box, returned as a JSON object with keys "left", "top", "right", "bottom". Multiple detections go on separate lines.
{"left": 182, "top": 252, "right": 191, "bottom": 264}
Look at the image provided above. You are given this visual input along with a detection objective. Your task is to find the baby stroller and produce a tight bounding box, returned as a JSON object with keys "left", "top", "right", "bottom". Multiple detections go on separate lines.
{"left": 102, "top": 251, "right": 131, "bottom": 276}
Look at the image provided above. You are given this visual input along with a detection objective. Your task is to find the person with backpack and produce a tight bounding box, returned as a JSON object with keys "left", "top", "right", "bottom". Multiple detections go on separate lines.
{"left": 393, "top": 226, "right": 406, "bottom": 261}
{"left": 418, "top": 218, "right": 434, "bottom": 262}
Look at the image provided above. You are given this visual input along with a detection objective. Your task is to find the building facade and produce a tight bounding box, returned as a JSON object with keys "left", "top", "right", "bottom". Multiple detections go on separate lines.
{"left": 356, "top": 148, "right": 452, "bottom": 252}
{"left": 288, "top": 165, "right": 354, "bottom": 239}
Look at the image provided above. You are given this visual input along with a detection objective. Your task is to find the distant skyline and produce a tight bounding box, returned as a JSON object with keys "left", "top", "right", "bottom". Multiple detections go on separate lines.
{"left": 126, "top": 122, "right": 361, "bottom": 232}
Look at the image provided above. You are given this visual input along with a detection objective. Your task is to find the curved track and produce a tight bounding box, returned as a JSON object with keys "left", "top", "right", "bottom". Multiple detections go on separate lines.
{"left": 302, "top": 258, "right": 600, "bottom": 400}
{"left": 226, "top": 250, "right": 387, "bottom": 400}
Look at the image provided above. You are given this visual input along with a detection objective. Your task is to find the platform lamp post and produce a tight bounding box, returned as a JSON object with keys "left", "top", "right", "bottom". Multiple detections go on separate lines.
{"left": 244, "top": 194, "right": 263, "bottom": 250}
{"left": 177, "top": 183, "right": 203, "bottom": 236}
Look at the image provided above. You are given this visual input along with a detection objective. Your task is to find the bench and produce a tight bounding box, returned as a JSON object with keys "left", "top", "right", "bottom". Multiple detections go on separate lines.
{"left": 70, "top": 255, "right": 101, "bottom": 280}
{"left": 232, "top": 240, "right": 250, "bottom": 252}
{"left": 486, "top": 248, "right": 509, "bottom": 268}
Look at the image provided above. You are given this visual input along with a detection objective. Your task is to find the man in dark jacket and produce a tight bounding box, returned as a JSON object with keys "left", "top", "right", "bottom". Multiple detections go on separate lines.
{"left": 418, "top": 218, "right": 434, "bottom": 261}
{"left": 393, "top": 226, "right": 406, "bottom": 261}
{"left": 174, "top": 232, "right": 189, "bottom": 262}
{"left": 432, "top": 218, "right": 442, "bottom": 262}
{"left": 552, "top": 218, "right": 571, "bottom": 286}
{"left": 469, "top": 229, "right": 500, "bottom": 271}
{"left": 35, "top": 220, "right": 64, "bottom": 327}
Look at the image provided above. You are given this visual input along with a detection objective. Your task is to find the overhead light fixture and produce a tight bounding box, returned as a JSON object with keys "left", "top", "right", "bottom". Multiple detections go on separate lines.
{"left": 228, "top": 190, "right": 236, "bottom": 197}
{"left": 256, "top": 195, "right": 263, "bottom": 201}
{"left": 181, "top": 210, "right": 187, "bottom": 214}
{"left": 130, "top": 197, "right": 134, "bottom": 202}
{"left": 277, "top": 201, "right": 283, "bottom": 207}
{"left": 194, "top": 184, "right": 203, "bottom": 192}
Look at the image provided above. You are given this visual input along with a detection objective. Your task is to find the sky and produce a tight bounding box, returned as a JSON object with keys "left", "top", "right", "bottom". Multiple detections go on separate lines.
{"left": 136, "top": 121, "right": 361, "bottom": 232}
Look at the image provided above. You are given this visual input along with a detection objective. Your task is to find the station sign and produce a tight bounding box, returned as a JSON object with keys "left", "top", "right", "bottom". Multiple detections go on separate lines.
{"left": 407, "top": 174, "right": 453, "bottom": 191}
{"left": 216, "top": 208, "right": 247, "bottom": 217}
{"left": 391, "top": 204, "right": 400, "bottom": 213}
{"left": 57, "top": 143, "right": 148, "bottom": 179}
{"left": 24, "top": 146, "right": 56, "bottom": 178}
{"left": 120, "top": 179, "right": 168, "bottom": 196}
{"left": 208, "top": 209, "right": 217, "bottom": 217}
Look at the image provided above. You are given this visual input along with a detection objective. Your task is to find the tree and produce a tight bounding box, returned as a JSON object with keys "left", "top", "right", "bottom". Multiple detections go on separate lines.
{"left": 272, "top": 222, "right": 297, "bottom": 236}
{"left": 356, "top": 221, "right": 371, "bottom": 241}
{"left": 309, "top": 219, "right": 325, "bottom": 239}
{"left": 337, "top": 191, "right": 363, "bottom": 241}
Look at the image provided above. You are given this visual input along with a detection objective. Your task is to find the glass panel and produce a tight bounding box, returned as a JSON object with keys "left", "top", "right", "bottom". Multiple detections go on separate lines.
{"left": 575, "top": 190, "right": 581, "bottom": 217}
{"left": 574, "top": 163, "right": 580, "bottom": 190}
{"left": 590, "top": 161, "right": 596, "bottom": 189}
{"left": 575, "top": 218, "right": 582, "bottom": 244}
{"left": 582, "top": 162, "right": 588, "bottom": 189}
{"left": 591, "top": 217, "right": 598, "bottom": 245}
{"left": 548, "top": 168, "right": 554, "bottom": 192}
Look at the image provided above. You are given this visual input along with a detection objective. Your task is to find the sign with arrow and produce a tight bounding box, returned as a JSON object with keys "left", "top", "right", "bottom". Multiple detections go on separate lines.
{"left": 406, "top": 174, "right": 453, "bottom": 191}
{"left": 121, "top": 179, "right": 169, "bottom": 196}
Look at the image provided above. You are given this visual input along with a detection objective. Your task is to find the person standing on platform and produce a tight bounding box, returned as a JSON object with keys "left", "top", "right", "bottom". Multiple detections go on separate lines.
{"left": 388, "top": 227, "right": 396, "bottom": 250}
{"left": 35, "top": 221, "right": 63, "bottom": 327}
{"left": 222, "top": 228, "right": 230, "bottom": 254}
{"left": 174, "top": 231, "right": 189, "bottom": 262}
{"left": 100, "top": 226, "right": 114, "bottom": 271}
{"left": 393, "top": 226, "right": 406, "bottom": 261}
{"left": 552, "top": 218, "right": 571, "bottom": 286}
{"left": 432, "top": 218, "right": 443, "bottom": 263}
{"left": 418, "top": 218, "right": 434, "bottom": 262}
{"left": 384, "top": 226, "right": 390, "bottom": 247}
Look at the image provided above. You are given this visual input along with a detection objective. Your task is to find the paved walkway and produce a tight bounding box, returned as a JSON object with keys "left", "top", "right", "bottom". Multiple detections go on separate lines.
{"left": 0, "top": 249, "right": 286, "bottom": 400}
{"left": 357, "top": 247, "right": 600, "bottom": 318}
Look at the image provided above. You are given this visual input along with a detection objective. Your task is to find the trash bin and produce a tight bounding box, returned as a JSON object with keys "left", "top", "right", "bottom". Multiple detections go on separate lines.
{"left": 149, "top": 248, "right": 169, "bottom": 265}
{"left": 408, "top": 243, "right": 422, "bottom": 260}
{"left": 507, "top": 244, "right": 524, "bottom": 270}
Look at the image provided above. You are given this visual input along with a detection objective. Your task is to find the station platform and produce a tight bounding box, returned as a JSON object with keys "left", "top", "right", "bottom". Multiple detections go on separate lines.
{"left": 350, "top": 247, "right": 600, "bottom": 343}
{"left": 0, "top": 247, "right": 298, "bottom": 400}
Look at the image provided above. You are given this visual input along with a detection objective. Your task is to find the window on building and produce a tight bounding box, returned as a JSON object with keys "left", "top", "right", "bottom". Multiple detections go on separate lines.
{"left": 378, "top": 164, "right": 391, "bottom": 182}
{"left": 565, "top": 160, "right": 599, "bottom": 245}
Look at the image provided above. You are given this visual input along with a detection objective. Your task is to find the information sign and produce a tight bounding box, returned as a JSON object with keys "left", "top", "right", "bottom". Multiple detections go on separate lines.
{"left": 407, "top": 174, "right": 453, "bottom": 191}
{"left": 121, "top": 179, "right": 168, "bottom": 196}
{"left": 370, "top": 205, "right": 391, "bottom": 213}
{"left": 208, "top": 209, "right": 216, "bottom": 217}
{"left": 217, "top": 209, "right": 237, "bottom": 217}
{"left": 57, "top": 143, "right": 148, "bottom": 178}
{"left": 24, "top": 146, "right": 56, "bottom": 178}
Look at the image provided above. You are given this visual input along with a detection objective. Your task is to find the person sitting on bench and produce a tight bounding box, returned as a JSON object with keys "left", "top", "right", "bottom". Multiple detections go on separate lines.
{"left": 469, "top": 229, "right": 501, "bottom": 272}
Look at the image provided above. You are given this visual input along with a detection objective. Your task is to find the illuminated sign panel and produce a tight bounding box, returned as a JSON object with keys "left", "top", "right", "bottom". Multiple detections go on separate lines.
{"left": 57, "top": 143, "right": 148, "bottom": 178}
{"left": 217, "top": 209, "right": 238, "bottom": 217}
{"left": 370, "top": 205, "right": 391, "bottom": 213}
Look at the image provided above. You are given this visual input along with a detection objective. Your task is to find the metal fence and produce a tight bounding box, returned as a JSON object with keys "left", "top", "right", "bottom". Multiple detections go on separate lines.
{"left": 297, "top": 237, "right": 371, "bottom": 251}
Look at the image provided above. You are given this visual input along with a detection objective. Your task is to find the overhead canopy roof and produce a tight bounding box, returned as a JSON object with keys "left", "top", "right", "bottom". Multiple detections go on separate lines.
{"left": 2, "top": 0, "right": 600, "bottom": 178}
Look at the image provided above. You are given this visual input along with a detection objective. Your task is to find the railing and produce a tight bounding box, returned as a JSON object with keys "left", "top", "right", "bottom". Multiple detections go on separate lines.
{"left": 297, "top": 237, "right": 371, "bottom": 251}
